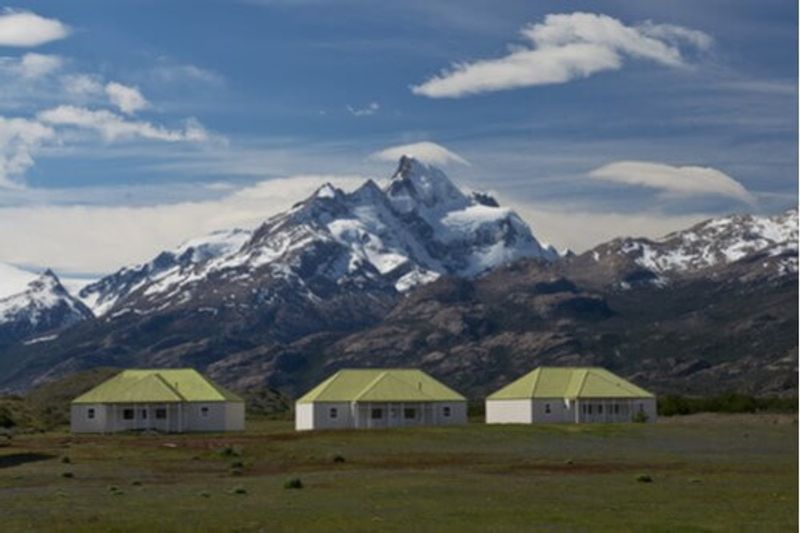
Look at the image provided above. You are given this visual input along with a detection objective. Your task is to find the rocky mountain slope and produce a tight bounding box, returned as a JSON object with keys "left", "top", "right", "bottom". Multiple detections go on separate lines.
{"left": 207, "top": 208, "right": 798, "bottom": 397}
{"left": 0, "top": 270, "right": 94, "bottom": 348}
{"left": 0, "top": 157, "right": 557, "bottom": 391}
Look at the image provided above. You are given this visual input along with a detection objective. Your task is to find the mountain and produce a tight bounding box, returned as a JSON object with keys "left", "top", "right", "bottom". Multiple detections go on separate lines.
{"left": 78, "top": 228, "right": 252, "bottom": 316}
{"left": 0, "top": 270, "right": 94, "bottom": 348}
{"left": 567, "top": 210, "right": 798, "bottom": 289}
{"left": 306, "top": 209, "right": 798, "bottom": 398}
{"left": 0, "top": 157, "right": 557, "bottom": 391}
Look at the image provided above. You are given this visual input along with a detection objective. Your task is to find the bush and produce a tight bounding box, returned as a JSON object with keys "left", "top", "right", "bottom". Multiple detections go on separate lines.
{"left": 230, "top": 468, "right": 243, "bottom": 477}
{"left": 231, "top": 486, "right": 247, "bottom": 495}
{"left": 200, "top": 491, "right": 211, "bottom": 498}
{"left": 230, "top": 460, "right": 244, "bottom": 469}
{"left": 284, "top": 478, "right": 303, "bottom": 489}
{"left": 131, "top": 480, "right": 142, "bottom": 486}
{"left": 218, "top": 446, "right": 242, "bottom": 458}
{"left": 61, "top": 456, "right": 71, "bottom": 464}
{"left": 61, "top": 471, "right": 74, "bottom": 479}
{"left": 658, "top": 393, "right": 797, "bottom": 417}
{"left": 636, "top": 474, "right": 653, "bottom": 483}
{"left": 332, "top": 454, "right": 346, "bottom": 464}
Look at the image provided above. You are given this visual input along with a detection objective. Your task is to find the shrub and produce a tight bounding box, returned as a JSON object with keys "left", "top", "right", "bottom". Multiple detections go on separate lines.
{"left": 284, "top": 478, "right": 303, "bottom": 489}
{"left": 636, "top": 474, "right": 653, "bottom": 483}
{"left": 632, "top": 411, "right": 648, "bottom": 423}
{"left": 61, "top": 471, "right": 74, "bottom": 479}
{"left": 230, "top": 460, "right": 244, "bottom": 469}
{"left": 231, "top": 486, "right": 247, "bottom": 495}
{"left": 200, "top": 491, "right": 211, "bottom": 498}
{"left": 218, "top": 446, "right": 242, "bottom": 458}
{"left": 230, "top": 468, "right": 243, "bottom": 477}
{"left": 332, "top": 454, "right": 346, "bottom": 464}
{"left": 131, "top": 480, "right": 142, "bottom": 486}
{"left": 61, "top": 456, "right": 71, "bottom": 464}
{"left": 658, "top": 393, "right": 798, "bottom": 417}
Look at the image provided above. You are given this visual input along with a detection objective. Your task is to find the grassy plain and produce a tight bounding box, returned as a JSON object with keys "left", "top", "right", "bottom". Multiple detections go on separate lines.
{"left": 0, "top": 414, "right": 796, "bottom": 532}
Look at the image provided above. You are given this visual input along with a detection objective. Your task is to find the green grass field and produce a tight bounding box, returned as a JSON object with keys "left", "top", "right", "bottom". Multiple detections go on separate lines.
{"left": 1, "top": 414, "right": 796, "bottom": 532}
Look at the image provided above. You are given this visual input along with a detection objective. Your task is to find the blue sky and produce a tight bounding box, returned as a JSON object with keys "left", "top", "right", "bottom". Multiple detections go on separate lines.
{"left": 0, "top": 0, "right": 797, "bottom": 275}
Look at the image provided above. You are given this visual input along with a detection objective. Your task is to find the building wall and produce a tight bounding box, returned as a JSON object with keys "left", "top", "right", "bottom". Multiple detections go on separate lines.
{"left": 532, "top": 399, "right": 574, "bottom": 423}
{"left": 295, "top": 402, "right": 354, "bottom": 431}
{"left": 353, "top": 401, "right": 466, "bottom": 429}
{"left": 485, "top": 400, "right": 533, "bottom": 424}
{"left": 71, "top": 401, "right": 244, "bottom": 433}
{"left": 296, "top": 401, "right": 466, "bottom": 430}
{"left": 183, "top": 402, "right": 241, "bottom": 432}
{"left": 224, "top": 402, "right": 245, "bottom": 431}
{"left": 70, "top": 404, "right": 109, "bottom": 433}
{"left": 486, "top": 397, "right": 658, "bottom": 424}
{"left": 637, "top": 398, "right": 658, "bottom": 423}
{"left": 295, "top": 403, "right": 314, "bottom": 431}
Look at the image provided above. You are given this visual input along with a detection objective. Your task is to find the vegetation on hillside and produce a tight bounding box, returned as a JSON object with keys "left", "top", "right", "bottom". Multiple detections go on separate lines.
{"left": 658, "top": 393, "right": 798, "bottom": 416}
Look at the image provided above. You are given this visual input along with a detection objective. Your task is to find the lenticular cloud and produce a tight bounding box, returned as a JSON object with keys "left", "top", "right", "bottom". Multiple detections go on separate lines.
{"left": 412, "top": 12, "right": 712, "bottom": 98}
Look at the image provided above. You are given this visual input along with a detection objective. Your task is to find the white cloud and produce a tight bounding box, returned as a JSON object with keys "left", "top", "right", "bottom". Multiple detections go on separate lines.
{"left": 507, "top": 200, "right": 711, "bottom": 253}
{"left": 588, "top": 160, "right": 755, "bottom": 204}
{"left": 61, "top": 74, "right": 104, "bottom": 98}
{"left": 0, "top": 52, "right": 63, "bottom": 79}
{"left": 0, "top": 175, "right": 366, "bottom": 273}
{"left": 105, "top": 82, "right": 149, "bottom": 115}
{"left": 412, "top": 12, "right": 711, "bottom": 98}
{"left": 0, "top": 116, "right": 55, "bottom": 188}
{"left": 0, "top": 9, "right": 70, "bottom": 47}
{"left": 370, "top": 141, "right": 469, "bottom": 166}
{"left": 346, "top": 102, "right": 380, "bottom": 116}
{"left": 149, "top": 63, "right": 224, "bottom": 86}
{"left": 37, "top": 105, "right": 210, "bottom": 143}
{"left": 17, "top": 53, "right": 62, "bottom": 78}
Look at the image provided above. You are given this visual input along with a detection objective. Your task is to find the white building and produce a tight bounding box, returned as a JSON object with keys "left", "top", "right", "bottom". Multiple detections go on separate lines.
{"left": 486, "top": 367, "right": 657, "bottom": 424}
{"left": 295, "top": 368, "right": 467, "bottom": 431}
{"left": 70, "top": 369, "right": 245, "bottom": 433}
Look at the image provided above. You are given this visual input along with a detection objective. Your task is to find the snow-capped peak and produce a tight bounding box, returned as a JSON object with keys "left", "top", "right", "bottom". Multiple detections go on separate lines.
{"left": 79, "top": 157, "right": 558, "bottom": 316}
{"left": 79, "top": 227, "right": 252, "bottom": 315}
{"left": 0, "top": 269, "right": 93, "bottom": 343}
{"left": 584, "top": 208, "right": 798, "bottom": 286}
{"left": 386, "top": 155, "right": 469, "bottom": 214}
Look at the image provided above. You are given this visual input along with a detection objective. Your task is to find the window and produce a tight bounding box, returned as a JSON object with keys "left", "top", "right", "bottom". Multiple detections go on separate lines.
{"left": 545, "top": 403, "right": 551, "bottom": 414}
{"left": 614, "top": 404, "right": 620, "bottom": 415}
{"left": 598, "top": 404, "right": 603, "bottom": 414}
{"left": 201, "top": 406, "right": 209, "bottom": 418}
{"left": 443, "top": 406, "right": 451, "bottom": 418}
{"left": 155, "top": 408, "right": 167, "bottom": 420}
{"left": 371, "top": 408, "right": 383, "bottom": 420}
{"left": 587, "top": 405, "right": 593, "bottom": 415}
{"left": 141, "top": 409, "right": 148, "bottom": 419}
{"left": 87, "top": 408, "right": 95, "bottom": 420}
{"left": 329, "top": 407, "right": 338, "bottom": 419}
{"left": 123, "top": 408, "right": 134, "bottom": 420}
{"left": 404, "top": 408, "right": 416, "bottom": 420}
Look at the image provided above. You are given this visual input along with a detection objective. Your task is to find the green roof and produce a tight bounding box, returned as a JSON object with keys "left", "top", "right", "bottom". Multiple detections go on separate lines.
{"left": 487, "top": 367, "right": 654, "bottom": 400}
{"left": 297, "top": 369, "right": 465, "bottom": 403}
{"left": 72, "top": 369, "right": 243, "bottom": 404}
